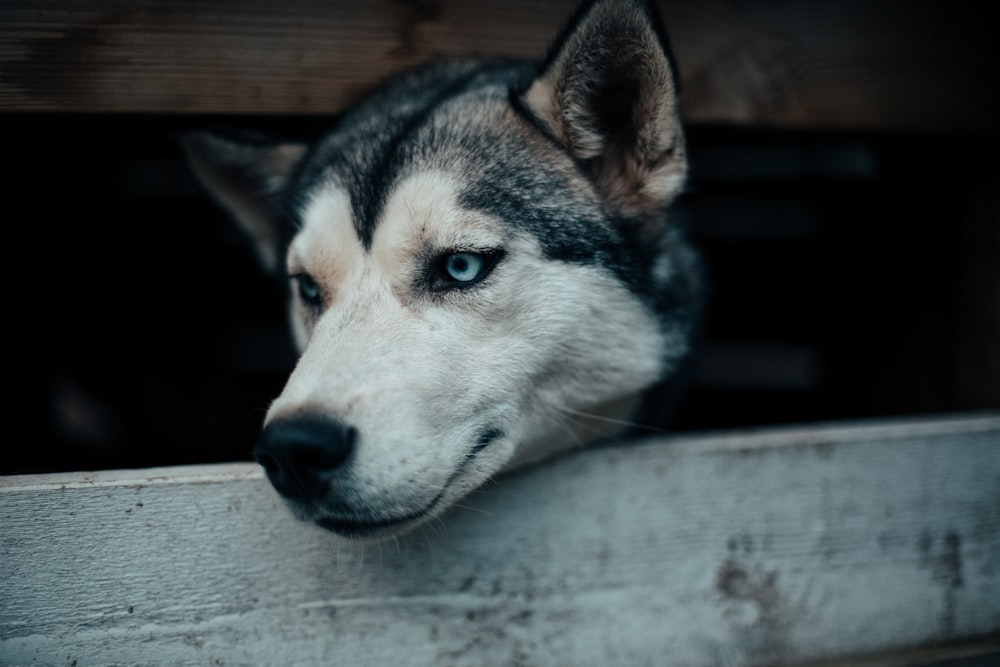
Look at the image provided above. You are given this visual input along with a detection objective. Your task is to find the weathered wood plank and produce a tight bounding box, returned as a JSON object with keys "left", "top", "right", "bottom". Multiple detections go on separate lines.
{"left": 1, "top": 413, "right": 999, "bottom": 666}
{"left": 1, "top": 1, "right": 997, "bottom": 133}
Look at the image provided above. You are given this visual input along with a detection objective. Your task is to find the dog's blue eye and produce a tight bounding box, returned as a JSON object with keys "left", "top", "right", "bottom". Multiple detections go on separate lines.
{"left": 443, "top": 253, "right": 486, "bottom": 283}
{"left": 292, "top": 274, "right": 321, "bottom": 306}
{"left": 431, "top": 250, "right": 503, "bottom": 292}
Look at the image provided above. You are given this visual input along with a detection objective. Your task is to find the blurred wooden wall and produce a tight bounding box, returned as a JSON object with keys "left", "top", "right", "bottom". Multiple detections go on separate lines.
{"left": 2, "top": 0, "right": 998, "bottom": 134}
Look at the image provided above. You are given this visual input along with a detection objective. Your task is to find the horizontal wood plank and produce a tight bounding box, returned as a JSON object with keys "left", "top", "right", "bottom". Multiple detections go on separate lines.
{"left": 2, "top": 413, "right": 999, "bottom": 666}
{"left": 1, "top": 1, "right": 998, "bottom": 133}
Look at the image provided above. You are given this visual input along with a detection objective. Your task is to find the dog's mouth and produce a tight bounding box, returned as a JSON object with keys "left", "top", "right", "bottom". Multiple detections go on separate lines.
{"left": 311, "top": 428, "right": 505, "bottom": 539}
{"left": 314, "top": 496, "right": 442, "bottom": 538}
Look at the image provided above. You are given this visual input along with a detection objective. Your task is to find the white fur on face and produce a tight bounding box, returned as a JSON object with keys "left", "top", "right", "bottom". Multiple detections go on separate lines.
{"left": 267, "top": 171, "right": 672, "bottom": 537}
{"left": 283, "top": 186, "right": 359, "bottom": 351}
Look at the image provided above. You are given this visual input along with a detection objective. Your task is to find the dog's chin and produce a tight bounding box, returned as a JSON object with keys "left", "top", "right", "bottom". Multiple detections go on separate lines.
{"left": 279, "top": 431, "right": 513, "bottom": 541}
{"left": 313, "top": 504, "right": 440, "bottom": 541}
{"left": 306, "top": 462, "right": 503, "bottom": 542}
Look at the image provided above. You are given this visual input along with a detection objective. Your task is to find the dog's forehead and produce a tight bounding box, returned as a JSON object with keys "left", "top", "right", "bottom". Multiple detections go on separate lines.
{"left": 294, "top": 167, "right": 468, "bottom": 248}
{"left": 294, "top": 66, "right": 527, "bottom": 249}
{"left": 373, "top": 171, "right": 506, "bottom": 260}
{"left": 289, "top": 186, "right": 358, "bottom": 281}
{"left": 288, "top": 61, "right": 624, "bottom": 281}
{"left": 292, "top": 170, "right": 507, "bottom": 277}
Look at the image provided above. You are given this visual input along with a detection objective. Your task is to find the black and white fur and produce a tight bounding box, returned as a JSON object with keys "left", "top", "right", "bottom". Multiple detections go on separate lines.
{"left": 182, "top": 0, "right": 702, "bottom": 540}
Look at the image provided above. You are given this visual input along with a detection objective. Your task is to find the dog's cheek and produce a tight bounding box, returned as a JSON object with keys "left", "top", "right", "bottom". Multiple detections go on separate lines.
{"left": 287, "top": 303, "right": 313, "bottom": 353}
{"left": 518, "top": 265, "right": 666, "bottom": 403}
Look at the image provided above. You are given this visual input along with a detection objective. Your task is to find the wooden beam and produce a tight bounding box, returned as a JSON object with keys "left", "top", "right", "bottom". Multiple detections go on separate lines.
{"left": 1, "top": 1, "right": 997, "bottom": 133}
{"left": 2, "top": 414, "right": 998, "bottom": 666}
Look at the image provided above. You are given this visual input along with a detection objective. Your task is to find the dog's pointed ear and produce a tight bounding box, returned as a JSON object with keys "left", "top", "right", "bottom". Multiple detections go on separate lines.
{"left": 520, "top": 0, "right": 686, "bottom": 218}
{"left": 180, "top": 131, "right": 307, "bottom": 274}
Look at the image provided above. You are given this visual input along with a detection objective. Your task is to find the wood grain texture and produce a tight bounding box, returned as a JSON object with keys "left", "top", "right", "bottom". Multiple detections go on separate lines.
{"left": 2, "top": 413, "right": 999, "bottom": 666}
{"left": 1, "top": 0, "right": 998, "bottom": 132}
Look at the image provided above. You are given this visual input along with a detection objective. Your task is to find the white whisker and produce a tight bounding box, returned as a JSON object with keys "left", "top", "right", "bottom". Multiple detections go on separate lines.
{"left": 554, "top": 404, "right": 667, "bottom": 435}
{"left": 544, "top": 407, "right": 588, "bottom": 448}
{"left": 453, "top": 502, "right": 495, "bottom": 517}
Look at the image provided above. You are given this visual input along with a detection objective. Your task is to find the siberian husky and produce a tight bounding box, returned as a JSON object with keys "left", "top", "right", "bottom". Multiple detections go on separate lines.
{"left": 182, "top": 0, "right": 702, "bottom": 540}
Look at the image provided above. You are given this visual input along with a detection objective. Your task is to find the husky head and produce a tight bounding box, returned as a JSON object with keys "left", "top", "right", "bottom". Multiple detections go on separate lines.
{"left": 182, "top": 0, "right": 700, "bottom": 540}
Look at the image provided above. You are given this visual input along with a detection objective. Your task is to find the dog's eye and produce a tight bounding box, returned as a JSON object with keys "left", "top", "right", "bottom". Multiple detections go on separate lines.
{"left": 443, "top": 253, "right": 486, "bottom": 282}
{"left": 435, "top": 251, "right": 501, "bottom": 290}
{"left": 291, "top": 273, "right": 322, "bottom": 307}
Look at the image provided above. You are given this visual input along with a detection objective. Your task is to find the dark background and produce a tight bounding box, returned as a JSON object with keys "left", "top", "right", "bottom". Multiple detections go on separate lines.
{"left": 5, "top": 115, "right": 998, "bottom": 474}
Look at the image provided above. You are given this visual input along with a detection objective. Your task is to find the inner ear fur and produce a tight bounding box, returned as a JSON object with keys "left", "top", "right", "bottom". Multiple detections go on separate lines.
{"left": 520, "top": 0, "right": 687, "bottom": 218}
{"left": 181, "top": 131, "right": 307, "bottom": 274}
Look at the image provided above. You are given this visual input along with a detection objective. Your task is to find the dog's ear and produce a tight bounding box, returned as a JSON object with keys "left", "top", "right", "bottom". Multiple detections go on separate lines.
{"left": 180, "top": 131, "right": 307, "bottom": 273}
{"left": 520, "top": 0, "right": 686, "bottom": 218}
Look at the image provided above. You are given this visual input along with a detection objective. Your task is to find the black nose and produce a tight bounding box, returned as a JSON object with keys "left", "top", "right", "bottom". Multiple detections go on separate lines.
{"left": 254, "top": 416, "right": 357, "bottom": 501}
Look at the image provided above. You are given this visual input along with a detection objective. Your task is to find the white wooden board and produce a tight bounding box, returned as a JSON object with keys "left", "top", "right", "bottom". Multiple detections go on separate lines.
{"left": 2, "top": 413, "right": 999, "bottom": 666}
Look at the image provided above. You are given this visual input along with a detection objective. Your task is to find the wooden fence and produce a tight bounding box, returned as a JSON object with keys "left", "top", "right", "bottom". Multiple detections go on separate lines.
{"left": 3, "top": 413, "right": 998, "bottom": 666}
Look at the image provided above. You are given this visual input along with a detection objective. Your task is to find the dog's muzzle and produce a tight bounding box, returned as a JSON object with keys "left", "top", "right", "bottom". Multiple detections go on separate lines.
{"left": 253, "top": 416, "right": 356, "bottom": 503}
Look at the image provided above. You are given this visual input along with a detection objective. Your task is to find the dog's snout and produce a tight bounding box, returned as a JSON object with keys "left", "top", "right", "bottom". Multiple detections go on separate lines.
{"left": 254, "top": 416, "right": 357, "bottom": 501}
